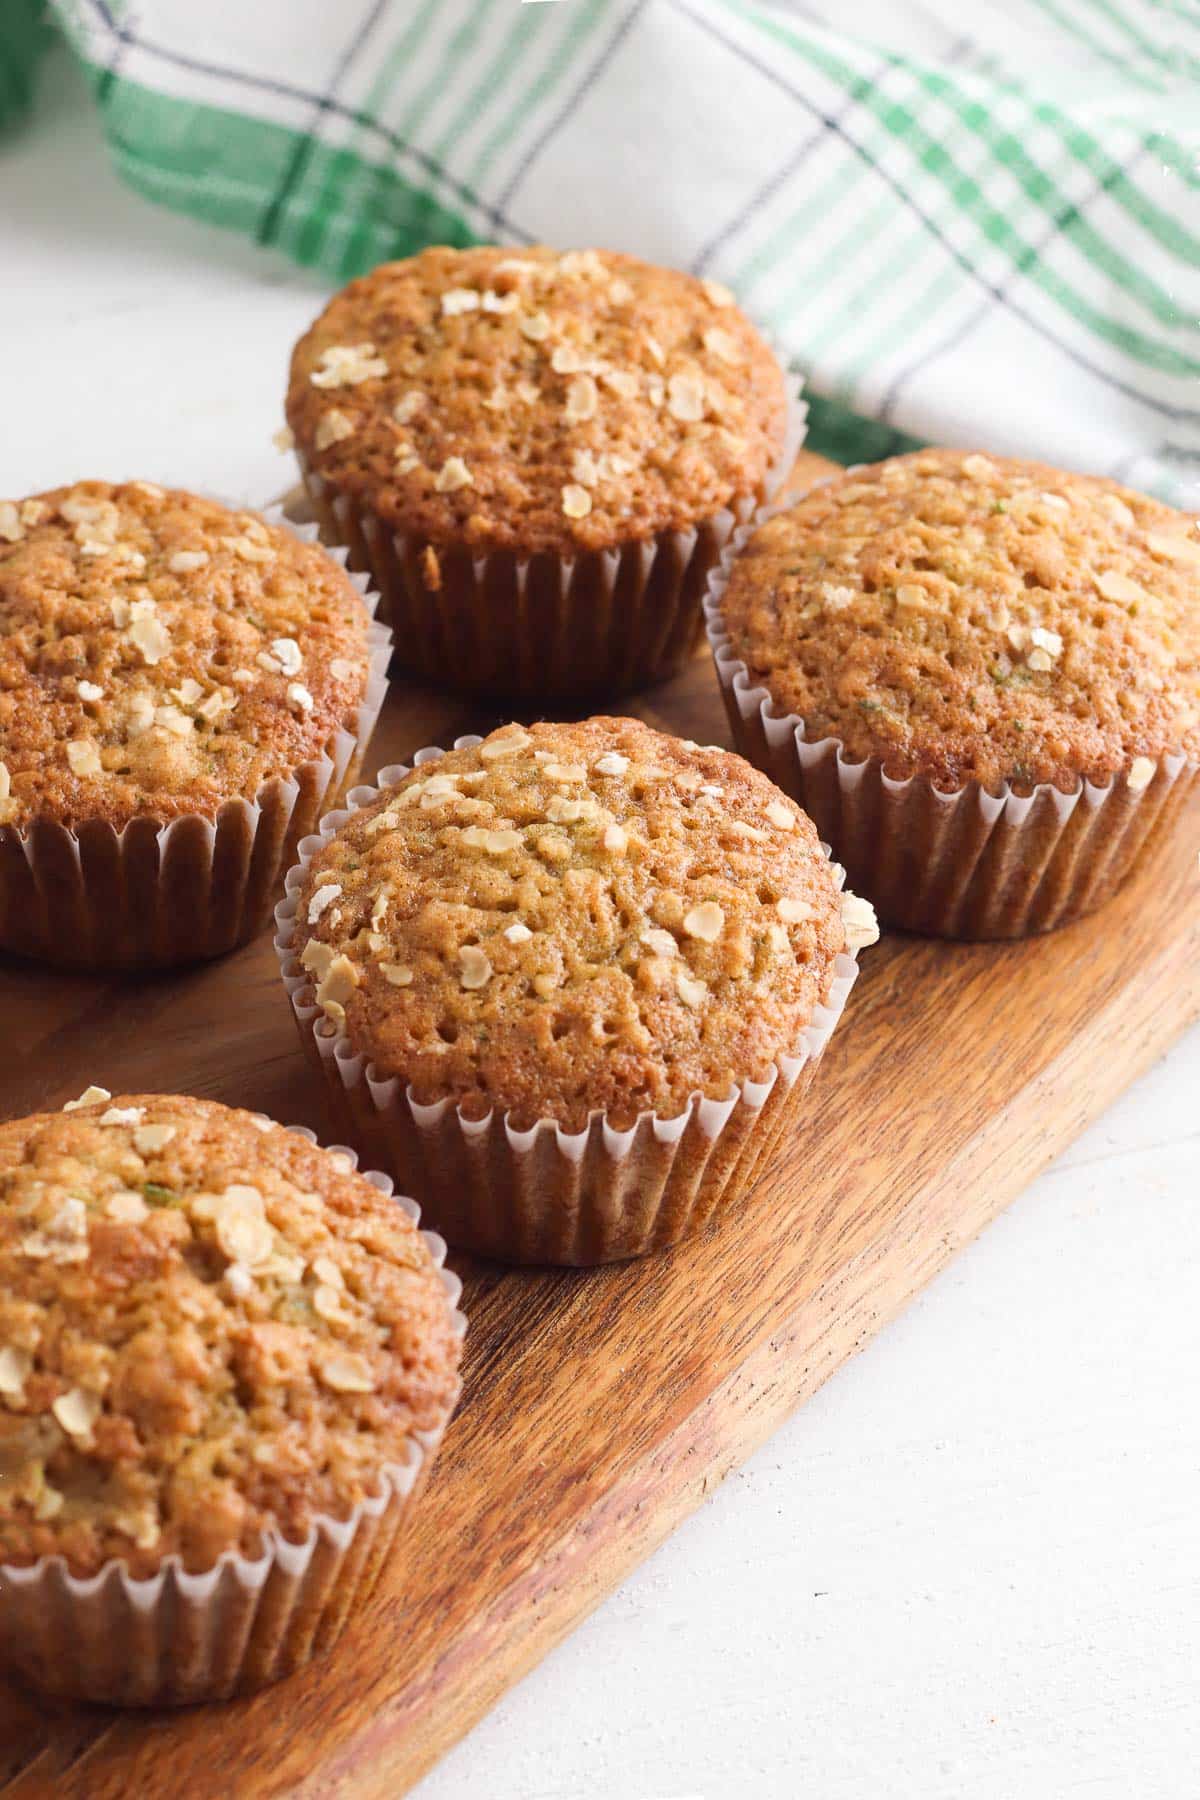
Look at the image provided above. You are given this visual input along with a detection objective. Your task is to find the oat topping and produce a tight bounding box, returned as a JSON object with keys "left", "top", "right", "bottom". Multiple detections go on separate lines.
{"left": 0, "top": 1347, "right": 31, "bottom": 1396}
{"left": 1095, "top": 568, "right": 1143, "bottom": 604}
{"left": 51, "top": 1388, "right": 100, "bottom": 1443}
{"left": 319, "top": 1351, "right": 377, "bottom": 1394}
{"left": 564, "top": 374, "right": 598, "bottom": 423}
{"left": 720, "top": 450, "right": 1200, "bottom": 792}
{"left": 128, "top": 603, "right": 171, "bottom": 667}
{"left": 292, "top": 717, "right": 866, "bottom": 1133}
{"left": 286, "top": 245, "right": 787, "bottom": 557}
{"left": 315, "top": 410, "right": 356, "bottom": 451}
{"left": 701, "top": 278, "right": 735, "bottom": 309}
{"left": 0, "top": 481, "right": 371, "bottom": 831}
{"left": 458, "top": 946, "right": 492, "bottom": 990}
{"left": 66, "top": 740, "right": 102, "bottom": 779}
{"left": 310, "top": 342, "right": 389, "bottom": 388}
{"left": 434, "top": 456, "right": 473, "bottom": 494}
{"left": 1148, "top": 531, "right": 1200, "bottom": 567}
{"left": 133, "top": 1123, "right": 176, "bottom": 1155}
{"left": 840, "top": 891, "right": 881, "bottom": 951}
{"left": 0, "top": 1094, "right": 461, "bottom": 1578}
{"left": 63, "top": 1085, "right": 111, "bottom": 1111}
{"left": 683, "top": 901, "right": 725, "bottom": 941}
{"left": 702, "top": 328, "right": 743, "bottom": 366}
{"left": 441, "top": 289, "right": 481, "bottom": 318}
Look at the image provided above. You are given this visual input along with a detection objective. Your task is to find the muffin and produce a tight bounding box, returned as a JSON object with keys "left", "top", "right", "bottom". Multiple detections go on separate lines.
{"left": 285, "top": 245, "right": 800, "bottom": 698}
{"left": 707, "top": 450, "right": 1200, "bottom": 938}
{"left": 275, "top": 717, "right": 876, "bottom": 1264}
{"left": 0, "top": 1089, "right": 464, "bottom": 1705}
{"left": 0, "top": 481, "right": 390, "bottom": 968}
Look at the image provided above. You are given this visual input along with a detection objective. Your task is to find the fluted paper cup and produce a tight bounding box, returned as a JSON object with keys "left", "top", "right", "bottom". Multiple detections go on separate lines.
{"left": 0, "top": 1129, "right": 465, "bottom": 1708}
{"left": 704, "top": 490, "right": 1199, "bottom": 940}
{"left": 0, "top": 509, "right": 392, "bottom": 970}
{"left": 293, "top": 361, "right": 806, "bottom": 701}
{"left": 273, "top": 741, "right": 861, "bottom": 1266}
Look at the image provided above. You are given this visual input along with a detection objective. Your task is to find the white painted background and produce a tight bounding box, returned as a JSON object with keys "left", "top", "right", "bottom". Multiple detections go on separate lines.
{"left": 3, "top": 55, "right": 1197, "bottom": 1800}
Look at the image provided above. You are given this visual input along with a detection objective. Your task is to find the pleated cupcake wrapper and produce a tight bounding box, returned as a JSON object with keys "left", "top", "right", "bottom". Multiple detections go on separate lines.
{"left": 293, "top": 357, "right": 806, "bottom": 701}
{"left": 704, "top": 486, "right": 1200, "bottom": 940}
{"left": 0, "top": 1128, "right": 466, "bottom": 1708}
{"left": 273, "top": 740, "right": 860, "bottom": 1266}
{"left": 0, "top": 509, "right": 392, "bottom": 970}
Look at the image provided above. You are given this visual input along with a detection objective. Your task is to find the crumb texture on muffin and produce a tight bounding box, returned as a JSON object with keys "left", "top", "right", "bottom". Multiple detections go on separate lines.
{"left": 292, "top": 717, "right": 868, "bottom": 1133}
{"left": 718, "top": 450, "right": 1200, "bottom": 792}
{"left": 286, "top": 246, "right": 788, "bottom": 556}
{"left": 0, "top": 482, "right": 372, "bottom": 831}
{"left": 0, "top": 1094, "right": 461, "bottom": 1577}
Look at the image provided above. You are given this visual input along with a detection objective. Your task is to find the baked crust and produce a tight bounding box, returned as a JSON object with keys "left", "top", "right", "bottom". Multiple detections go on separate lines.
{"left": 292, "top": 717, "right": 870, "bottom": 1134}
{"left": 718, "top": 450, "right": 1200, "bottom": 793}
{"left": 285, "top": 246, "right": 788, "bottom": 557}
{"left": 0, "top": 1094, "right": 461, "bottom": 1577}
{"left": 0, "top": 482, "right": 372, "bottom": 831}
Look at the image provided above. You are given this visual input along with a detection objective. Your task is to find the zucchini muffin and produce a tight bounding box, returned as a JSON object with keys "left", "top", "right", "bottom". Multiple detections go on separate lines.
{"left": 276, "top": 717, "right": 875, "bottom": 1263}
{"left": 0, "top": 1089, "right": 463, "bottom": 1705}
{"left": 0, "top": 481, "right": 389, "bottom": 968}
{"left": 285, "top": 245, "right": 797, "bottom": 697}
{"left": 708, "top": 450, "right": 1200, "bottom": 938}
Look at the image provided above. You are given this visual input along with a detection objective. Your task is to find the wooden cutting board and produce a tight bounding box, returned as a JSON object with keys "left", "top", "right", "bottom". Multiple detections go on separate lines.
{"left": 2, "top": 453, "right": 1198, "bottom": 1797}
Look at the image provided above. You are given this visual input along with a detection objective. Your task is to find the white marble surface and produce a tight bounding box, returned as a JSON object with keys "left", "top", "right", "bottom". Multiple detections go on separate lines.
{"left": 3, "top": 54, "right": 1198, "bottom": 1800}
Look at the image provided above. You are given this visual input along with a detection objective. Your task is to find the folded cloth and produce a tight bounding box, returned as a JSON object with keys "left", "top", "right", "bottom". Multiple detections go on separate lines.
{"left": 5, "top": 0, "right": 1199, "bottom": 500}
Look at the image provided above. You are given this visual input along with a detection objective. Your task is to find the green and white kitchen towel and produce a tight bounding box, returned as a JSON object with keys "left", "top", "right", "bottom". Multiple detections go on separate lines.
{"left": 4, "top": 0, "right": 1199, "bottom": 500}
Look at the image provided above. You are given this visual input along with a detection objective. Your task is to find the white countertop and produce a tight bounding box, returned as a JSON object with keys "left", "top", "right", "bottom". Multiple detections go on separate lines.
{"left": 4, "top": 56, "right": 1198, "bottom": 1800}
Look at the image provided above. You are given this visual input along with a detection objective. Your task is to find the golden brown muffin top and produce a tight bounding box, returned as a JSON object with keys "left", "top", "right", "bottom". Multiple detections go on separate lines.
{"left": 0, "top": 482, "right": 374, "bottom": 832}
{"left": 290, "top": 718, "right": 876, "bottom": 1134}
{"left": 285, "top": 245, "right": 788, "bottom": 557}
{"left": 718, "top": 450, "right": 1200, "bottom": 793}
{"left": 0, "top": 1092, "right": 461, "bottom": 1579}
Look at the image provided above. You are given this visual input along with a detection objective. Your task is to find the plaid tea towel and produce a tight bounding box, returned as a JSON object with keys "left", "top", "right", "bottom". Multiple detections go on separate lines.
{"left": 4, "top": 0, "right": 1199, "bottom": 501}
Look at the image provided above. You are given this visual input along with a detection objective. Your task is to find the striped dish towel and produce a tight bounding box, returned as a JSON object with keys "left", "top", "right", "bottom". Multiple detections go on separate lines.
{"left": 5, "top": 0, "right": 1199, "bottom": 502}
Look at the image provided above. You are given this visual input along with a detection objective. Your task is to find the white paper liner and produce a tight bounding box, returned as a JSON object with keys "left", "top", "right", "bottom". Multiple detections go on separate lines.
{"left": 704, "top": 480, "right": 1200, "bottom": 939}
{"left": 0, "top": 1125, "right": 466, "bottom": 1707}
{"left": 292, "top": 348, "right": 806, "bottom": 700}
{"left": 273, "top": 739, "right": 861, "bottom": 1265}
{"left": 0, "top": 507, "right": 392, "bottom": 970}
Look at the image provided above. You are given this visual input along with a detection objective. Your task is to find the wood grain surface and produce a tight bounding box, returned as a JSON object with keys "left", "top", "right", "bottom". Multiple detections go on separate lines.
{"left": 2, "top": 450, "right": 1198, "bottom": 1797}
